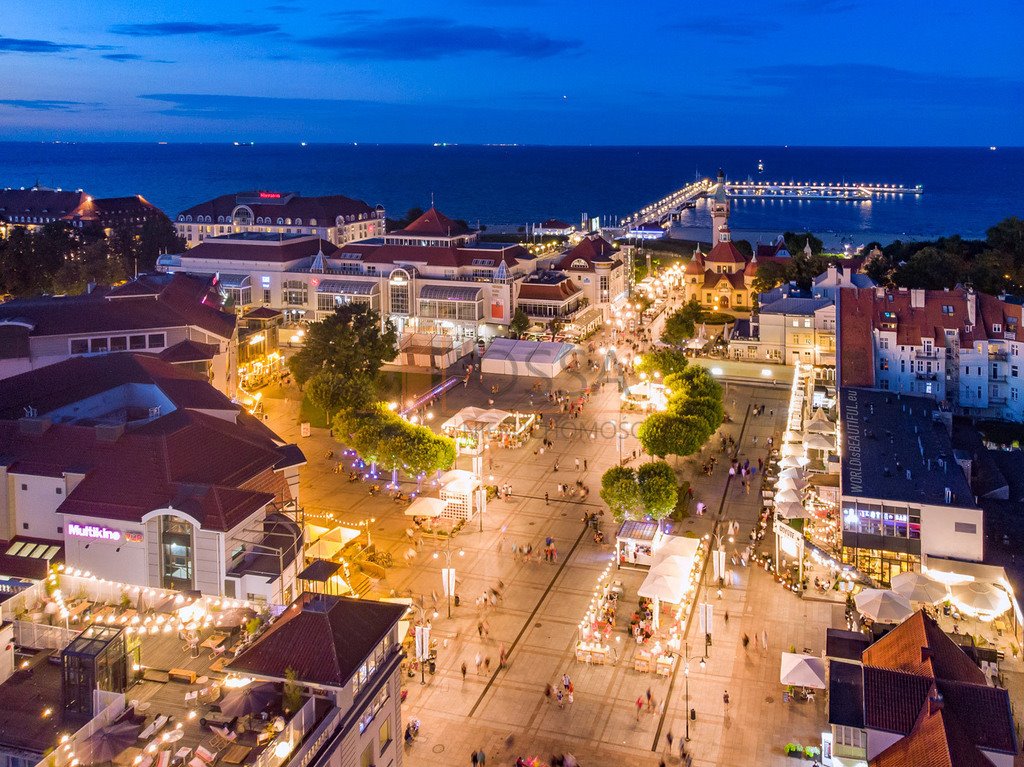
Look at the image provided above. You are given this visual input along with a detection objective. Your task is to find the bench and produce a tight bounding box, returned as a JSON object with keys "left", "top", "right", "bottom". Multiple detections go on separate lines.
{"left": 143, "top": 668, "right": 170, "bottom": 684}
{"left": 169, "top": 668, "right": 197, "bottom": 684}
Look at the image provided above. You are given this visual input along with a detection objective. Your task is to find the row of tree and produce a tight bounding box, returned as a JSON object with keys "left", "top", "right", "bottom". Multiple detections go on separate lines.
{"left": 0, "top": 219, "right": 183, "bottom": 297}
{"left": 292, "top": 304, "right": 458, "bottom": 478}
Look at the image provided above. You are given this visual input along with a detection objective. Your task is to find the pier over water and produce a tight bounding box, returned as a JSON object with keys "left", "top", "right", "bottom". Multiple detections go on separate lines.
{"left": 621, "top": 177, "right": 924, "bottom": 227}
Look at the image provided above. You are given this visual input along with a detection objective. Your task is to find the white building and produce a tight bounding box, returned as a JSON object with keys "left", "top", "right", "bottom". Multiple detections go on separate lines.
{"left": 0, "top": 353, "right": 305, "bottom": 604}
{"left": 175, "top": 191, "right": 385, "bottom": 247}
{"left": 730, "top": 265, "right": 873, "bottom": 366}
{"left": 839, "top": 286, "right": 1024, "bottom": 421}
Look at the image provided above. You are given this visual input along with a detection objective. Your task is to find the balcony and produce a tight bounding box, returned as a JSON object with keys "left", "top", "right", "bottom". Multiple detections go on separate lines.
{"left": 915, "top": 350, "right": 940, "bottom": 360}
{"left": 990, "top": 350, "right": 1009, "bottom": 361}
{"left": 915, "top": 372, "right": 938, "bottom": 381}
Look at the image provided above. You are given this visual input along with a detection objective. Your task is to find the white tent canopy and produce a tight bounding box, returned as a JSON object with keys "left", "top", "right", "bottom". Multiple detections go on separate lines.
{"left": 855, "top": 588, "right": 914, "bottom": 623}
{"left": 776, "top": 501, "right": 809, "bottom": 520}
{"left": 439, "top": 469, "right": 480, "bottom": 488}
{"left": 780, "top": 652, "right": 826, "bottom": 689}
{"left": 638, "top": 573, "right": 686, "bottom": 604}
{"left": 776, "top": 488, "right": 802, "bottom": 504}
{"left": 482, "top": 338, "right": 577, "bottom": 378}
{"left": 776, "top": 476, "right": 808, "bottom": 492}
{"left": 441, "top": 407, "right": 512, "bottom": 432}
{"left": 779, "top": 455, "right": 811, "bottom": 469}
{"left": 650, "top": 555, "right": 692, "bottom": 580}
{"left": 778, "top": 467, "right": 807, "bottom": 480}
{"left": 405, "top": 496, "right": 447, "bottom": 518}
{"left": 890, "top": 571, "right": 948, "bottom": 605}
{"left": 804, "top": 433, "right": 836, "bottom": 451}
{"left": 305, "top": 526, "right": 361, "bottom": 560}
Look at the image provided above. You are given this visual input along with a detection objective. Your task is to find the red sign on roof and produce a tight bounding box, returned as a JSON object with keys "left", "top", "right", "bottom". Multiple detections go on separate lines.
{"left": 258, "top": 191, "right": 283, "bottom": 199}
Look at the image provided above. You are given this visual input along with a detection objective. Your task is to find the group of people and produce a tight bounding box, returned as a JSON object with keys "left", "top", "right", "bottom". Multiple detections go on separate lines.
{"left": 543, "top": 672, "right": 575, "bottom": 709}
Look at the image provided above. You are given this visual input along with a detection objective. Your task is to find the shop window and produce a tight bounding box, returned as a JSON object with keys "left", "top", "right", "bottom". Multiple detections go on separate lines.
{"left": 90, "top": 338, "right": 109, "bottom": 353}
{"left": 110, "top": 336, "right": 128, "bottom": 352}
{"left": 130, "top": 335, "right": 147, "bottom": 350}
{"left": 148, "top": 333, "right": 165, "bottom": 349}
{"left": 70, "top": 339, "right": 88, "bottom": 355}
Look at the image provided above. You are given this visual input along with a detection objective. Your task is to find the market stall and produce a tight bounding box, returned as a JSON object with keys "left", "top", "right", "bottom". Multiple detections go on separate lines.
{"left": 615, "top": 520, "right": 663, "bottom": 568}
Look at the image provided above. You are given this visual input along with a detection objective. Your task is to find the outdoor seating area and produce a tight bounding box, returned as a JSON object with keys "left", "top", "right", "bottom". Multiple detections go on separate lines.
{"left": 440, "top": 406, "right": 538, "bottom": 451}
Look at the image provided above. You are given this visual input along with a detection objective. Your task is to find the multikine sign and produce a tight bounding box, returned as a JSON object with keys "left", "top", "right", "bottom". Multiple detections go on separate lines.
{"left": 67, "top": 523, "right": 121, "bottom": 541}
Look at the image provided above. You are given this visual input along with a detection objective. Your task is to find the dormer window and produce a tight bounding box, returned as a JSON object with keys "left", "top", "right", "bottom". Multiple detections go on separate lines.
{"left": 993, "top": 323, "right": 1002, "bottom": 333}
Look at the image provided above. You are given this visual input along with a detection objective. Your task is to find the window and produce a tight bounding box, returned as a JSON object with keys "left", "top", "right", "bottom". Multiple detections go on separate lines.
{"left": 360, "top": 744, "right": 374, "bottom": 767}
{"left": 942, "top": 304, "right": 953, "bottom": 314}
{"left": 56, "top": 487, "right": 62, "bottom": 495}
{"left": 993, "top": 324, "right": 1002, "bottom": 333}
{"left": 109, "top": 336, "right": 127, "bottom": 352}
{"left": 129, "top": 335, "right": 146, "bottom": 350}
{"left": 954, "top": 522, "right": 977, "bottom": 534}
{"left": 147, "top": 333, "right": 165, "bottom": 349}
{"left": 1012, "top": 365, "right": 1018, "bottom": 378}
{"left": 283, "top": 280, "right": 308, "bottom": 306}
{"left": 70, "top": 339, "right": 88, "bottom": 355}
{"left": 803, "top": 318, "right": 812, "bottom": 328}
{"left": 358, "top": 685, "right": 390, "bottom": 734}
{"left": 90, "top": 338, "right": 109, "bottom": 353}
{"left": 378, "top": 717, "right": 392, "bottom": 753}
{"left": 263, "top": 289, "right": 272, "bottom": 304}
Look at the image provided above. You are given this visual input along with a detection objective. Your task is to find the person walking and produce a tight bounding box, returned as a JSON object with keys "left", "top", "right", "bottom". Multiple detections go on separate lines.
{"left": 761, "top": 628, "right": 769, "bottom": 651}
{"left": 544, "top": 492, "right": 549, "bottom": 506}
{"left": 562, "top": 672, "right": 571, "bottom": 691}
{"left": 461, "top": 661, "right": 467, "bottom": 682}
{"left": 635, "top": 696, "right": 644, "bottom": 721}
{"left": 556, "top": 688, "right": 564, "bottom": 709}
{"left": 723, "top": 690, "right": 730, "bottom": 706}
{"left": 475, "top": 653, "right": 482, "bottom": 675}
{"left": 471, "top": 751, "right": 478, "bottom": 767}
{"left": 545, "top": 683, "right": 554, "bottom": 703}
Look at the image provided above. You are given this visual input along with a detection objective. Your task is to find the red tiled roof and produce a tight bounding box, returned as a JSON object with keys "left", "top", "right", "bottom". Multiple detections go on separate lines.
{"left": 182, "top": 236, "right": 338, "bottom": 265}
{"left": 65, "top": 195, "right": 162, "bottom": 224}
{"left": 0, "top": 272, "right": 235, "bottom": 341}
{"left": 554, "top": 235, "right": 618, "bottom": 272}
{"left": 0, "top": 353, "right": 233, "bottom": 420}
{"left": 704, "top": 239, "right": 747, "bottom": 265}
{"left": 158, "top": 339, "right": 220, "bottom": 363}
{"left": 0, "top": 188, "right": 87, "bottom": 222}
{"left": 702, "top": 271, "right": 748, "bottom": 290}
{"left": 540, "top": 218, "right": 572, "bottom": 229}
{"left": 684, "top": 252, "right": 704, "bottom": 275}
{"left": 393, "top": 207, "right": 468, "bottom": 237}
{"left": 242, "top": 306, "right": 283, "bottom": 320}
{"left": 178, "top": 192, "right": 376, "bottom": 223}
{"left": 518, "top": 278, "right": 582, "bottom": 302}
{"left": 863, "top": 611, "right": 987, "bottom": 684}
{"left": 872, "top": 693, "right": 997, "bottom": 767}
{"left": 228, "top": 593, "right": 406, "bottom": 688}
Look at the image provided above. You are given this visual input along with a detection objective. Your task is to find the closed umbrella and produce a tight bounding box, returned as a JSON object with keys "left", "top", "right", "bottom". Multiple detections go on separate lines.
{"left": 776, "top": 488, "right": 802, "bottom": 504}
{"left": 804, "top": 433, "right": 835, "bottom": 451}
{"left": 219, "top": 682, "right": 281, "bottom": 718}
{"left": 80, "top": 721, "right": 141, "bottom": 764}
{"left": 854, "top": 589, "right": 913, "bottom": 623}
{"left": 776, "top": 502, "right": 808, "bottom": 520}
{"left": 779, "top": 652, "right": 826, "bottom": 689}
{"left": 950, "top": 581, "right": 1012, "bottom": 617}
{"left": 890, "top": 572, "right": 948, "bottom": 605}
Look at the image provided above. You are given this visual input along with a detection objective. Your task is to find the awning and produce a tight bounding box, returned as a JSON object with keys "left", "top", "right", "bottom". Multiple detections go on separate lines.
{"left": 218, "top": 273, "right": 250, "bottom": 288}
{"left": 419, "top": 284, "right": 483, "bottom": 302}
{"left": 316, "top": 279, "right": 379, "bottom": 295}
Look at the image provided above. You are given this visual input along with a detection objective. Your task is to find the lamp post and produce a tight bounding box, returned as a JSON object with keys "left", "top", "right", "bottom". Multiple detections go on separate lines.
{"left": 432, "top": 539, "right": 465, "bottom": 618}
{"left": 356, "top": 517, "right": 377, "bottom": 548}
{"left": 682, "top": 642, "right": 706, "bottom": 741}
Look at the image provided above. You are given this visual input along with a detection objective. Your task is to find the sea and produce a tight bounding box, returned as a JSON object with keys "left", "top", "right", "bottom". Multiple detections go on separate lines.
{"left": 0, "top": 143, "right": 1022, "bottom": 246}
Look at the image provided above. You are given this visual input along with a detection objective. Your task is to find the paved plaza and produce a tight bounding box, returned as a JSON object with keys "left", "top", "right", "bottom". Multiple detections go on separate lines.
{"left": 261, "top": 334, "right": 845, "bottom": 767}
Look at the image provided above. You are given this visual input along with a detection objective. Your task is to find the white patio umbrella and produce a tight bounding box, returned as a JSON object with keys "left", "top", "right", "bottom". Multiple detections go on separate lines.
{"left": 804, "top": 433, "right": 836, "bottom": 451}
{"left": 776, "top": 488, "right": 802, "bottom": 504}
{"left": 780, "top": 652, "right": 826, "bottom": 689}
{"left": 782, "top": 430, "right": 803, "bottom": 443}
{"left": 778, "top": 455, "right": 803, "bottom": 469}
{"left": 778, "top": 467, "right": 807, "bottom": 480}
{"left": 855, "top": 588, "right": 914, "bottom": 623}
{"left": 776, "top": 476, "right": 808, "bottom": 492}
{"left": 404, "top": 496, "right": 446, "bottom": 518}
{"left": 781, "top": 442, "right": 805, "bottom": 457}
{"left": 950, "top": 581, "right": 1012, "bottom": 617}
{"left": 890, "top": 571, "right": 948, "bottom": 605}
{"left": 650, "top": 555, "right": 692, "bottom": 580}
{"left": 776, "top": 501, "right": 808, "bottom": 520}
{"left": 638, "top": 572, "right": 686, "bottom": 631}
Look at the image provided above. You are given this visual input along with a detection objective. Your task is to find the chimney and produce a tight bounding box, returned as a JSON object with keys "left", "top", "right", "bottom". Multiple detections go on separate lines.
{"left": 929, "top": 691, "right": 944, "bottom": 716}
{"left": 967, "top": 288, "right": 977, "bottom": 327}
{"left": 920, "top": 646, "right": 933, "bottom": 663}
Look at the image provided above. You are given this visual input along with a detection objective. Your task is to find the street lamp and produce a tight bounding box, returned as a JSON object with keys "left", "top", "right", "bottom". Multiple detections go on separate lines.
{"left": 356, "top": 517, "right": 377, "bottom": 547}
{"left": 410, "top": 603, "right": 439, "bottom": 686}
{"left": 682, "top": 642, "right": 706, "bottom": 741}
{"left": 432, "top": 540, "right": 465, "bottom": 618}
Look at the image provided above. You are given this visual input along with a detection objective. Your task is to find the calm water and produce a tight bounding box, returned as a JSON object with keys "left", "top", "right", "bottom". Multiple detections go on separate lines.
{"left": 0, "top": 143, "right": 1021, "bottom": 241}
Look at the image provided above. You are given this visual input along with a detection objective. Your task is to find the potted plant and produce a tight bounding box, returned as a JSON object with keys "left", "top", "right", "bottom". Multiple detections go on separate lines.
{"left": 784, "top": 743, "right": 803, "bottom": 759}
{"left": 803, "top": 746, "right": 821, "bottom": 761}
{"left": 282, "top": 667, "right": 302, "bottom": 715}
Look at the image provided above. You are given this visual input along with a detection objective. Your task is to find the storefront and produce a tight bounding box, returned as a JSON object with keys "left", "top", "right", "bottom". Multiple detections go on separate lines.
{"left": 615, "top": 520, "right": 663, "bottom": 568}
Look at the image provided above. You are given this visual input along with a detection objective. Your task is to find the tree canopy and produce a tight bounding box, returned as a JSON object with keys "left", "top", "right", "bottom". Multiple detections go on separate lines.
{"left": 600, "top": 461, "right": 677, "bottom": 522}
{"left": 288, "top": 304, "right": 398, "bottom": 389}
{"left": 661, "top": 299, "right": 703, "bottom": 345}
{"left": 634, "top": 348, "right": 689, "bottom": 379}
{"left": 334, "top": 402, "right": 456, "bottom": 476}
{"left": 508, "top": 308, "right": 530, "bottom": 338}
{"left": 637, "top": 365, "right": 723, "bottom": 460}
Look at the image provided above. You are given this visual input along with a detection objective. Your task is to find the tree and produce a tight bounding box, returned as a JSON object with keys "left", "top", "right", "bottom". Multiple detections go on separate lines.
{"left": 635, "top": 348, "right": 688, "bottom": 380}
{"left": 600, "top": 465, "right": 643, "bottom": 522}
{"left": 306, "top": 370, "right": 348, "bottom": 423}
{"left": 508, "top": 308, "right": 530, "bottom": 338}
{"left": 288, "top": 304, "right": 398, "bottom": 388}
{"left": 751, "top": 259, "right": 789, "bottom": 295}
{"left": 783, "top": 231, "right": 824, "bottom": 258}
{"left": 893, "top": 246, "right": 968, "bottom": 290}
{"left": 547, "top": 317, "right": 564, "bottom": 340}
{"left": 638, "top": 412, "right": 704, "bottom": 459}
{"left": 636, "top": 461, "right": 678, "bottom": 520}
{"left": 282, "top": 667, "right": 303, "bottom": 715}
{"left": 661, "top": 299, "right": 703, "bottom": 345}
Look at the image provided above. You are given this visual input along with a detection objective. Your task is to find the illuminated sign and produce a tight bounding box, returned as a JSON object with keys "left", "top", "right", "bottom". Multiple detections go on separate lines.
{"left": 67, "top": 523, "right": 121, "bottom": 541}
{"left": 258, "top": 192, "right": 283, "bottom": 199}
{"left": 124, "top": 532, "right": 144, "bottom": 544}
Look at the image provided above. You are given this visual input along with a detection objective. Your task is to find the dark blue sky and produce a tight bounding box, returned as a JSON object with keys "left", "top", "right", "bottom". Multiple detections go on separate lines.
{"left": 1, "top": 0, "right": 1022, "bottom": 145}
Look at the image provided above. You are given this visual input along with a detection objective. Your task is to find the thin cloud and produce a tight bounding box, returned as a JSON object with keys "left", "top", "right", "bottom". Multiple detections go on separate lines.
{"left": 102, "top": 52, "right": 175, "bottom": 63}
{"left": 300, "top": 17, "right": 578, "bottom": 60}
{"left": 0, "top": 35, "right": 89, "bottom": 53}
{"left": 0, "top": 99, "right": 97, "bottom": 111}
{"left": 109, "top": 22, "right": 281, "bottom": 37}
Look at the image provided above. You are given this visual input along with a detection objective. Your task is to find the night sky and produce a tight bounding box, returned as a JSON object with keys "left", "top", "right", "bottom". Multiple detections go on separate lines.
{"left": 1, "top": 0, "right": 1022, "bottom": 145}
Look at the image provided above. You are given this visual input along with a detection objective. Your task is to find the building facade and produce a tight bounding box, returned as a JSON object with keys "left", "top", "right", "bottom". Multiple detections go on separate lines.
{"left": 175, "top": 191, "right": 385, "bottom": 247}
{"left": 0, "top": 273, "right": 239, "bottom": 396}
{"left": 0, "top": 354, "right": 305, "bottom": 604}
{"left": 0, "top": 185, "right": 166, "bottom": 238}
{"left": 730, "top": 265, "right": 873, "bottom": 365}
{"left": 838, "top": 286, "right": 1024, "bottom": 421}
